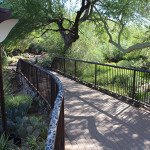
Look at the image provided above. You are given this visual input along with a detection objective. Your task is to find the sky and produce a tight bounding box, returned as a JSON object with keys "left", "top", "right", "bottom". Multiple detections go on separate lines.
{"left": 65, "top": 0, "right": 81, "bottom": 11}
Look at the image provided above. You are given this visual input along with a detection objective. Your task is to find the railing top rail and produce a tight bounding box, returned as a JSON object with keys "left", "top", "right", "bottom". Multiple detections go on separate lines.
{"left": 56, "top": 57, "right": 150, "bottom": 73}
{"left": 17, "top": 59, "right": 64, "bottom": 150}
{"left": 18, "top": 59, "right": 59, "bottom": 81}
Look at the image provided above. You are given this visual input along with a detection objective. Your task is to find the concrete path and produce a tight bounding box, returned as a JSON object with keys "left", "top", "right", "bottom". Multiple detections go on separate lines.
{"left": 52, "top": 72, "right": 150, "bottom": 150}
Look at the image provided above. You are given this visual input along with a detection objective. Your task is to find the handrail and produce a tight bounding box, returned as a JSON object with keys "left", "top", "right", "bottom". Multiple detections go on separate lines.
{"left": 17, "top": 59, "right": 64, "bottom": 150}
{"left": 55, "top": 57, "right": 150, "bottom": 73}
{"left": 52, "top": 57, "right": 150, "bottom": 107}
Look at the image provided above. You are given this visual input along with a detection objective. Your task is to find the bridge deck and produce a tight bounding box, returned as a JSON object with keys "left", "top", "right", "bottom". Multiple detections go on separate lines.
{"left": 52, "top": 72, "right": 150, "bottom": 150}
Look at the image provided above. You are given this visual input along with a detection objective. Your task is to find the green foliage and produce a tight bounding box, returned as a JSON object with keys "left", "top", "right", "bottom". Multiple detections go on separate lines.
{"left": 2, "top": 51, "right": 8, "bottom": 67}
{"left": 0, "top": 133, "right": 10, "bottom": 150}
{"left": 123, "top": 50, "right": 146, "bottom": 61}
{"left": 6, "top": 102, "right": 29, "bottom": 122}
{"left": 40, "top": 31, "right": 64, "bottom": 56}
{"left": 66, "top": 22, "right": 105, "bottom": 62}
{"left": 28, "top": 43, "right": 46, "bottom": 54}
{"left": 118, "top": 48, "right": 150, "bottom": 69}
{"left": 26, "top": 136, "right": 38, "bottom": 150}
{"left": 1, "top": 0, "right": 65, "bottom": 47}
{"left": 26, "top": 135, "right": 45, "bottom": 150}
{"left": 5, "top": 94, "right": 31, "bottom": 107}
{"left": 117, "top": 60, "right": 133, "bottom": 68}
{"left": 102, "top": 46, "right": 124, "bottom": 62}
{"left": 41, "top": 58, "right": 52, "bottom": 69}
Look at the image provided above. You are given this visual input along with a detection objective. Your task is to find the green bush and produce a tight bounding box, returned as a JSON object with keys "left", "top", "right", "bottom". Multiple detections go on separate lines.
{"left": 5, "top": 94, "right": 31, "bottom": 107}
{"left": 103, "top": 47, "right": 124, "bottom": 63}
{"left": 117, "top": 60, "right": 133, "bottom": 68}
{"left": 28, "top": 43, "right": 46, "bottom": 54}
{"left": 40, "top": 57, "right": 52, "bottom": 69}
{"left": 117, "top": 59, "right": 150, "bottom": 70}
{"left": 123, "top": 50, "right": 147, "bottom": 61}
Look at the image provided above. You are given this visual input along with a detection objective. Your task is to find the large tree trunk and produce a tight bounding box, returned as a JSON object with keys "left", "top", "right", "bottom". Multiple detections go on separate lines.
{"left": 59, "top": 29, "right": 79, "bottom": 56}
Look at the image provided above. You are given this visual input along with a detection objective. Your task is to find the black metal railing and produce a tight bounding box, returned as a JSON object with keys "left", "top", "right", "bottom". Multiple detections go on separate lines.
{"left": 52, "top": 57, "right": 150, "bottom": 107}
{"left": 17, "top": 59, "right": 64, "bottom": 150}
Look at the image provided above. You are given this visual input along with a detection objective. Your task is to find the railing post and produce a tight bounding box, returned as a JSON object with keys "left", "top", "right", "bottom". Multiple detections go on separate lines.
{"left": 75, "top": 60, "right": 76, "bottom": 78}
{"left": 54, "top": 96, "right": 64, "bottom": 150}
{"left": 0, "top": 45, "right": 7, "bottom": 136}
{"left": 64, "top": 58, "right": 65, "bottom": 74}
{"left": 132, "top": 70, "right": 136, "bottom": 100}
{"left": 36, "top": 68, "right": 38, "bottom": 91}
{"left": 95, "top": 64, "right": 97, "bottom": 86}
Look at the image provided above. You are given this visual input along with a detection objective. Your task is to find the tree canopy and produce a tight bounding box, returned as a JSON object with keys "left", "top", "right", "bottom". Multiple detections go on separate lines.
{"left": 1, "top": 0, "right": 150, "bottom": 53}
{"left": 1, "top": 0, "right": 96, "bottom": 51}
{"left": 92, "top": 0, "right": 150, "bottom": 53}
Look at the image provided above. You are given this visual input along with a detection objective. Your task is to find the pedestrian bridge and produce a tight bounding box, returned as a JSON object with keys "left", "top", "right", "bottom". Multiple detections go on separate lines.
{"left": 17, "top": 58, "right": 150, "bottom": 150}
{"left": 52, "top": 71, "right": 150, "bottom": 150}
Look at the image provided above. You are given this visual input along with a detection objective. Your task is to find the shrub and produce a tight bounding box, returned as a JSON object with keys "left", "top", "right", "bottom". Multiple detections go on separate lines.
{"left": 123, "top": 50, "right": 146, "bottom": 61}
{"left": 117, "top": 59, "right": 150, "bottom": 70}
{"left": 28, "top": 43, "right": 46, "bottom": 54}
{"left": 103, "top": 47, "right": 124, "bottom": 63}
{"left": 40, "top": 57, "right": 52, "bottom": 69}
{"left": 117, "top": 60, "right": 133, "bottom": 68}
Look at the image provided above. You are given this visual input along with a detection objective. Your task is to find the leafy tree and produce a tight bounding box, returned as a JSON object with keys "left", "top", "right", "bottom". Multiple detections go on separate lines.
{"left": 1, "top": 0, "right": 96, "bottom": 53}
{"left": 92, "top": 0, "right": 150, "bottom": 53}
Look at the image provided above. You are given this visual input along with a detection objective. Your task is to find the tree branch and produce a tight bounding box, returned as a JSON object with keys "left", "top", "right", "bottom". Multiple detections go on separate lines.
{"left": 93, "top": 5, "right": 113, "bottom": 41}
{"left": 73, "top": 0, "right": 92, "bottom": 38}
{"left": 123, "top": 42, "right": 150, "bottom": 53}
{"left": 109, "top": 39, "right": 124, "bottom": 51}
{"left": 118, "top": 24, "right": 124, "bottom": 45}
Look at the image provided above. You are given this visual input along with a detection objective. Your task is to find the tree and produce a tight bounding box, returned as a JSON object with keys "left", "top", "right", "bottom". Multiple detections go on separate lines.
{"left": 92, "top": 0, "right": 150, "bottom": 53}
{"left": 1, "top": 0, "right": 96, "bottom": 53}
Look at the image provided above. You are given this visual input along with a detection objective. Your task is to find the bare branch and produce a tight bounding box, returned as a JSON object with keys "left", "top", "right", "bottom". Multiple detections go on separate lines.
{"left": 124, "top": 42, "right": 150, "bottom": 53}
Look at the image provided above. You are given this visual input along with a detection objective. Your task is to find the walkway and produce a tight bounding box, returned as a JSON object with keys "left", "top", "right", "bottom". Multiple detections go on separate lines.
{"left": 52, "top": 72, "right": 150, "bottom": 150}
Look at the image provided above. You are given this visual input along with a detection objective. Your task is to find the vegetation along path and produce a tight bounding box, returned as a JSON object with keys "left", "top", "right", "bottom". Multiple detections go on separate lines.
{"left": 52, "top": 71, "right": 150, "bottom": 150}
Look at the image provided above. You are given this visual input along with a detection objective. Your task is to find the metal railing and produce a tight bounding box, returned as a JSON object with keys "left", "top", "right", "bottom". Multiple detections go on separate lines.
{"left": 17, "top": 59, "right": 64, "bottom": 150}
{"left": 52, "top": 57, "right": 150, "bottom": 107}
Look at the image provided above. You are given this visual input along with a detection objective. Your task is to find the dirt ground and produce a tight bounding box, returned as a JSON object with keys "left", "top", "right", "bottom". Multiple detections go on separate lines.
{"left": 7, "top": 53, "right": 48, "bottom": 71}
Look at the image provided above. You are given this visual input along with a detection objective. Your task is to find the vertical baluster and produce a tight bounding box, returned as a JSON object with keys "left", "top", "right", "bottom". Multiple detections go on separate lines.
{"left": 144, "top": 72, "right": 146, "bottom": 104}
{"left": 75, "top": 60, "right": 76, "bottom": 78}
{"left": 148, "top": 73, "right": 150, "bottom": 105}
{"left": 132, "top": 70, "right": 136, "bottom": 101}
{"left": 137, "top": 71, "right": 139, "bottom": 101}
{"left": 95, "top": 64, "right": 97, "bottom": 86}
{"left": 112, "top": 67, "right": 114, "bottom": 92}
